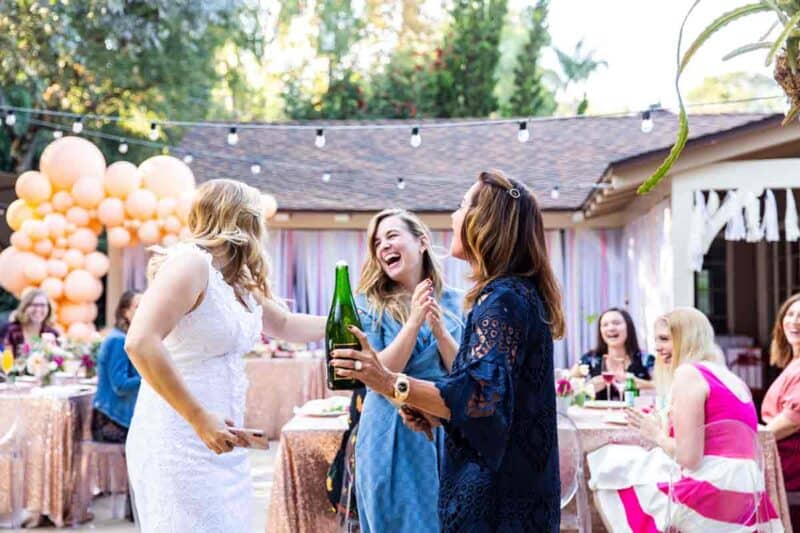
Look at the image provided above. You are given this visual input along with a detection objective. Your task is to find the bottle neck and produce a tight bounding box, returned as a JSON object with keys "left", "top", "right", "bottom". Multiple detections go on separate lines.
{"left": 334, "top": 266, "right": 353, "bottom": 299}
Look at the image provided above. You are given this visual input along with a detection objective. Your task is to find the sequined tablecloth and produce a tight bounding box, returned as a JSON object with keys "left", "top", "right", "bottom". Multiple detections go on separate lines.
{"left": 566, "top": 406, "right": 792, "bottom": 532}
{"left": 245, "top": 357, "right": 332, "bottom": 440}
{"left": 266, "top": 414, "right": 347, "bottom": 533}
{"left": 266, "top": 408, "right": 793, "bottom": 533}
{"left": 0, "top": 386, "right": 94, "bottom": 527}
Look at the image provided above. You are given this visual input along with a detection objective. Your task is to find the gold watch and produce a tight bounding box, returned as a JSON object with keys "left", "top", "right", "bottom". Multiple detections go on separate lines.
{"left": 393, "top": 373, "right": 410, "bottom": 403}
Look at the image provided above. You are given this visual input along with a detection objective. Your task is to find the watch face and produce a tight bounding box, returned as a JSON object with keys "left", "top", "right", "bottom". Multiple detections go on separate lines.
{"left": 397, "top": 382, "right": 409, "bottom": 393}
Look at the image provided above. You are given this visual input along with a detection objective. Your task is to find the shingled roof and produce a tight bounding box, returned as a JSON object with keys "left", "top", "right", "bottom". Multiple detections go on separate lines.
{"left": 178, "top": 111, "right": 781, "bottom": 212}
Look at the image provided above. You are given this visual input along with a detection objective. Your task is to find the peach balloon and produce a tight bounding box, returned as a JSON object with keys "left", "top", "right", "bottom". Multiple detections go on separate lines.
{"left": 55, "top": 236, "right": 68, "bottom": 247}
{"left": 63, "top": 249, "right": 85, "bottom": 270}
{"left": 51, "top": 248, "right": 66, "bottom": 260}
{"left": 138, "top": 220, "right": 160, "bottom": 245}
{"left": 97, "top": 198, "right": 125, "bottom": 227}
{"left": 157, "top": 197, "right": 177, "bottom": 218}
{"left": 0, "top": 248, "right": 27, "bottom": 296}
{"left": 6, "top": 199, "right": 35, "bottom": 231}
{"left": 44, "top": 213, "right": 67, "bottom": 237}
{"left": 104, "top": 161, "right": 141, "bottom": 199}
{"left": 88, "top": 220, "right": 103, "bottom": 235}
{"left": 175, "top": 192, "right": 193, "bottom": 224}
{"left": 66, "top": 206, "right": 90, "bottom": 227}
{"left": 161, "top": 234, "right": 179, "bottom": 247}
{"left": 36, "top": 202, "right": 53, "bottom": 216}
{"left": 52, "top": 191, "right": 74, "bottom": 213}
{"left": 107, "top": 227, "right": 131, "bottom": 248}
{"left": 15, "top": 171, "right": 52, "bottom": 205}
{"left": 10, "top": 231, "right": 33, "bottom": 251}
{"left": 84, "top": 252, "right": 110, "bottom": 278}
{"left": 33, "top": 238, "right": 53, "bottom": 257}
{"left": 67, "top": 322, "right": 94, "bottom": 341}
{"left": 47, "top": 259, "right": 69, "bottom": 279}
{"left": 125, "top": 189, "right": 157, "bottom": 220}
{"left": 163, "top": 215, "right": 182, "bottom": 234}
{"left": 40, "top": 277, "right": 64, "bottom": 300}
{"left": 39, "top": 136, "right": 106, "bottom": 191}
{"left": 23, "top": 257, "right": 48, "bottom": 283}
{"left": 139, "top": 156, "right": 195, "bottom": 199}
{"left": 21, "top": 219, "right": 48, "bottom": 241}
{"left": 71, "top": 176, "right": 105, "bottom": 209}
{"left": 68, "top": 228, "right": 98, "bottom": 254}
{"left": 60, "top": 302, "right": 97, "bottom": 324}
{"left": 64, "top": 269, "right": 102, "bottom": 303}
{"left": 261, "top": 193, "right": 278, "bottom": 218}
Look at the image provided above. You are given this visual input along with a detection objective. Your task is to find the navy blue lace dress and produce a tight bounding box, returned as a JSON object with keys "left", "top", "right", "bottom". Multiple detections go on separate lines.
{"left": 435, "top": 276, "right": 560, "bottom": 532}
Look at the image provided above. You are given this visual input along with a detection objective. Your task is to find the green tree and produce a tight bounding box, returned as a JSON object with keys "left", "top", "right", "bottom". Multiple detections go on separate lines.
{"left": 554, "top": 39, "right": 607, "bottom": 115}
{"left": 0, "top": 1, "right": 261, "bottom": 171}
{"left": 687, "top": 72, "right": 783, "bottom": 112}
{"left": 507, "top": 1, "right": 556, "bottom": 117}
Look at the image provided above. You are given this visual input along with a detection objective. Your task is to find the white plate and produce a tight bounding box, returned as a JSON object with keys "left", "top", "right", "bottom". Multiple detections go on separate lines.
{"left": 603, "top": 413, "right": 629, "bottom": 425}
{"left": 583, "top": 400, "right": 627, "bottom": 409}
{"left": 294, "top": 397, "right": 349, "bottom": 417}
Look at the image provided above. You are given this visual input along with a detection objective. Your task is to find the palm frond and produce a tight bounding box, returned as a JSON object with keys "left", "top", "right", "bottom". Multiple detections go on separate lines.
{"left": 723, "top": 41, "right": 773, "bottom": 60}
{"left": 760, "top": 19, "right": 781, "bottom": 41}
{"left": 766, "top": 9, "right": 800, "bottom": 65}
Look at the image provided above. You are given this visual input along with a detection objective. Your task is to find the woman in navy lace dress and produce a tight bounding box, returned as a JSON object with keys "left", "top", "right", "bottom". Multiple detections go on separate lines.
{"left": 333, "top": 170, "right": 565, "bottom": 532}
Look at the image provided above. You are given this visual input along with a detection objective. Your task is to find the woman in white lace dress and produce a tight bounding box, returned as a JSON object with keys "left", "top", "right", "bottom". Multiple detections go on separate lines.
{"left": 124, "top": 179, "right": 325, "bottom": 532}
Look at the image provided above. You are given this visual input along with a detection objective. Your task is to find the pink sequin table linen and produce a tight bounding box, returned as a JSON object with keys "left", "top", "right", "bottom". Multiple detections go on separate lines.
{"left": 244, "top": 357, "right": 331, "bottom": 440}
{"left": 266, "top": 408, "right": 793, "bottom": 533}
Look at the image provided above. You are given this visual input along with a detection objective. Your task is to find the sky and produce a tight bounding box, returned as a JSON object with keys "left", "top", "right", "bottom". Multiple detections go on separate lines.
{"left": 543, "top": 0, "right": 779, "bottom": 113}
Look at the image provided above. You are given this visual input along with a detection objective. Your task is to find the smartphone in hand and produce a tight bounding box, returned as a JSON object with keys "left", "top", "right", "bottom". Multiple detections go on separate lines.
{"left": 229, "top": 427, "right": 269, "bottom": 450}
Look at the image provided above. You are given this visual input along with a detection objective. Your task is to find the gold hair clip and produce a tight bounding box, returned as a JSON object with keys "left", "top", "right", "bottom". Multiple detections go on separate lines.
{"left": 508, "top": 188, "right": 521, "bottom": 199}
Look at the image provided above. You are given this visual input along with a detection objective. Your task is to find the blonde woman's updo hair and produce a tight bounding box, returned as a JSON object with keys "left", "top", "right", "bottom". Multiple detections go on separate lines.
{"left": 149, "top": 179, "right": 273, "bottom": 301}
{"left": 654, "top": 307, "right": 724, "bottom": 394}
{"left": 358, "top": 208, "right": 445, "bottom": 326}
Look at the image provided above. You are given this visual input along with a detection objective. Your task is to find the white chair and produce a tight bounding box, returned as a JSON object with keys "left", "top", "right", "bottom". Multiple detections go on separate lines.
{"left": 664, "top": 418, "right": 775, "bottom": 531}
{"left": 71, "top": 440, "right": 130, "bottom": 526}
{"left": 557, "top": 412, "right": 591, "bottom": 532}
{"left": 0, "top": 413, "right": 26, "bottom": 529}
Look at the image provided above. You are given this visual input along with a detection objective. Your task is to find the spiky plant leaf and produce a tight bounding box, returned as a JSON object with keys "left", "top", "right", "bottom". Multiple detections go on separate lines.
{"left": 766, "top": 9, "right": 800, "bottom": 65}
{"left": 782, "top": 101, "right": 800, "bottom": 124}
{"left": 764, "top": 0, "right": 789, "bottom": 22}
{"left": 723, "top": 41, "right": 773, "bottom": 60}
{"left": 788, "top": 38, "right": 799, "bottom": 73}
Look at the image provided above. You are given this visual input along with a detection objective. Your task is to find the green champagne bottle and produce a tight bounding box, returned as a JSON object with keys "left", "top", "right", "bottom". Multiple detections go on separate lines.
{"left": 624, "top": 372, "right": 638, "bottom": 406}
{"left": 325, "top": 261, "right": 363, "bottom": 390}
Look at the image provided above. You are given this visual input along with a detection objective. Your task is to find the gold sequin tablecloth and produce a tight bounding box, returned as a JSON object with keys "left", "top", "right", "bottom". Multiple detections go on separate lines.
{"left": 0, "top": 386, "right": 94, "bottom": 527}
{"left": 566, "top": 406, "right": 792, "bottom": 532}
{"left": 245, "top": 357, "right": 332, "bottom": 440}
{"left": 266, "top": 414, "right": 347, "bottom": 533}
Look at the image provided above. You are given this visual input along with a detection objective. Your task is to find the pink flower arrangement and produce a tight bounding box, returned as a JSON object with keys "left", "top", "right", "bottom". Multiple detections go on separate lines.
{"left": 556, "top": 378, "right": 573, "bottom": 398}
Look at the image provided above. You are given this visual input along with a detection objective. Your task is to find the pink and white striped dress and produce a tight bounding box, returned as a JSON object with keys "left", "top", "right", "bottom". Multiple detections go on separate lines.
{"left": 587, "top": 362, "right": 784, "bottom": 532}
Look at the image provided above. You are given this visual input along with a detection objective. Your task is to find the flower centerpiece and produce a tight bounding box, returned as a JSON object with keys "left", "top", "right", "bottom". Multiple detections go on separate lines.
{"left": 62, "top": 335, "right": 102, "bottom": 378}
{"left": 24, "top": 334, "right": 68, "bottom": 385}
{"left": 555, "top": 365, "right": 596, "bottom": 414}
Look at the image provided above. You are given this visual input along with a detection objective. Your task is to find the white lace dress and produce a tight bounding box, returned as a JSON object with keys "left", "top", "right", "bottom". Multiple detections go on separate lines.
{"left": 126, "top": 243, "right": 263, "bottom": 533}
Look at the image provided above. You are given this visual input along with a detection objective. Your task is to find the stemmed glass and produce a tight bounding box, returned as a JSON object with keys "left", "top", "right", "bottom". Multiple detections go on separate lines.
{"left": 600, "top": 357, "right": 615, "bottom": 404}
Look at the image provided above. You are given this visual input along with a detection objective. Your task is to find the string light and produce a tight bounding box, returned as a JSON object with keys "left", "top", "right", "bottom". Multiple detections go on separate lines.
{"left": 227, "top": 127, "right": 239, "bottom": 145}
{"left": 322, "top": 172, "right": 331, "bottom": 183}
{"left": 118, "top": 141, "right": 128, "bottom": 154}
{"left": 640, "top": 110, "right": 654, "bottom": 133}
{"left": 550, "top": 186, "right": 560, "bottom": 200}
{"left": 148, "top": 122, "right": 159, "bottom": 140}
{"left": 250, "top": 162, "right": 262, "bottom": 175}
{"left": 4, "top": 111, "right": 15, "bottom": 126}
{"left": 72, "top": 118, "right": 83, "bottom": 134}
{"left": 315, "top": 128, "right": 326, "bottom": 148}
{"left": 183, "top": 153, "right": 193, "bottom": 164}
{"left": 517, "top": 121, "right": 529, "bottom": 143}
{"left": 410, "top": 127, "right": 421, "bottom": 148}
{"left": 52, "top": 130, "right": 63, "bottom": 139}
{"left": 397, "top": 177, "right": 406, "bottom": 190}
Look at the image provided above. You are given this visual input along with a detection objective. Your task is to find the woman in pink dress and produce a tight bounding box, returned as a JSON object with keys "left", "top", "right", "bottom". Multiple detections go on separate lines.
{"left": 762, "top": 293, "right": 800, "bottom": 491}
{"left": 588, "top": 307, "right": 783, "bottom": 532}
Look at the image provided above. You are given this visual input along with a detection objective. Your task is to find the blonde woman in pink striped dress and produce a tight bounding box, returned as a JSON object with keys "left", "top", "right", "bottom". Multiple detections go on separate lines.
{"left": 587, "top": 308, "right": 783, "bottom": 532}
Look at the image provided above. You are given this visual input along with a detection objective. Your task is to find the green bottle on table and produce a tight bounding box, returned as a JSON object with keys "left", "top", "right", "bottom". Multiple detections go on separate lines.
{"left": 624, "top": 372, "right": 638, "bottom": 407}
{"left": 325, "top": 261, "right": 363, "bottom": 391}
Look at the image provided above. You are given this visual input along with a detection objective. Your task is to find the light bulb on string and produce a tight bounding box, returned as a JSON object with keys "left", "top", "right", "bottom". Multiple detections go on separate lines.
{"left": 250, "top": 162, "right": 262, "bottom": 175}
{"left": 183, "top": 153, "right": 194, "bottom": 164}
{"left": 118, "top": 141, "right": 129, "bottom": 154}
{"left": 322, "top": 172, "right": 331, "bottom": 183}
{"left": 410, "top": 127, "right": 421, "bottom": 148}
{"left": 550, "top": 186, "right": 560, "bottom": 200}
{"left": 4, "top": 111, "right": 15, "bottom": 127}
{"left": 227, "top": 127, "right": 239, "bottom": 145}
{"left": 315, "top": 128, "right": 326, "bottom": 148}
{"left": 148, "top": 122, "right": 159, "bottom": 141}
{"left": 72, "top": 118, "right": 84, "bottom": 134}
{"left": 397, "top": 177, "right": 406, "bottom": 190}
{"left": 640, "top": 110, "right": 654, "bottom": 133}
{"left": 517, "top": 121, "right": 529, "bottom": 142}
{"left": 52, "top": 129, "right": 63, "bottom": 139}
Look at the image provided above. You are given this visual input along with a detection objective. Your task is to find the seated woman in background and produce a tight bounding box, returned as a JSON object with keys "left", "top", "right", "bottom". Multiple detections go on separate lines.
{"left": 91, "top": 290, "right": 142, "bottom": 443}
{"left": 578, "top": 307, "right": 654, "bottom": 400}
{"left": 588, "top": 308, "right": 782, "bottom": 532}
{"left": 762, "top": 293, "right": 800, "bottom": 491}
{"left": 2, "top": 288, "right": 60, "bottom": 359}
